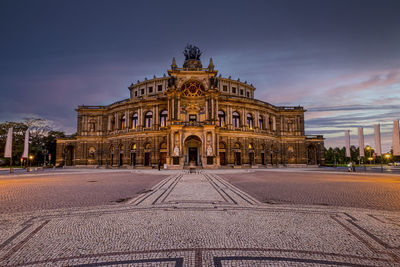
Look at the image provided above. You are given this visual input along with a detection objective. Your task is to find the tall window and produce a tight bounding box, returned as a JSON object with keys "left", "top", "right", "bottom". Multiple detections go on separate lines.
{"left": 160, "top": 110, "right": 167, "bottom": 127}
{"left": 145, "top": 111, "right": 153, "bottom": 128}
{"left": 132, "top": 113, "right": 138, "bottom": 129}
{"left": 121, "top": 115, "right": 126, "bottom": 130}
{"left": 111, "top": 117, "right": 115, "bottom": 131}
{"left": 233, "top": 112, "right": 240, "bottom": 128}
{"left": 218, "top": 110, "right": 225, "bottom": 127}
{"left": 269, "top": 117, "right": 273, "bottom": 130}
{"left": 259, "top": 115, "right": 264, "bottom": 129}
{"left": 247, "top": 113, "right": 253, "bottom": 129}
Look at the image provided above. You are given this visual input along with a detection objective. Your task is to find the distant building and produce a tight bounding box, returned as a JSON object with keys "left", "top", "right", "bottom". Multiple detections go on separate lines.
{"left": 56, "top": 46, "right": 324, "bottom": 168}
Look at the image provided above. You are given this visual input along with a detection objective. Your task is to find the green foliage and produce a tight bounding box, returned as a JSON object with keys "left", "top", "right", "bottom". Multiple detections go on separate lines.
{"left": 324, "top": 145, "right": 394, "bottom": 165}
{"left": 0, "top": 118, "right": 65, "bottom": 166}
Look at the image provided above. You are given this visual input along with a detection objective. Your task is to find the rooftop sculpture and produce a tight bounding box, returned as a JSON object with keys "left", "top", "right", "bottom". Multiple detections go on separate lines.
{"left": 183, "top": 44, "right": 202, "bottom": 60}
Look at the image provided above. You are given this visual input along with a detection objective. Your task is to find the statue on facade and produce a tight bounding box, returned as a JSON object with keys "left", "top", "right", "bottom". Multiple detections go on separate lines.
{"left": 206, "top": 145, "right": 213, "bottom": 156}
{"left": 209, "top": 77, "right": 218, "bottom": 88}
{"left": 174, "top": 146, "right": 180, "bottom": 156}
{"left": 168, "top": 76, "right": 176, "bottom": 87}
{"left": 183, "top": 44, "right": 202, "bottom": 60}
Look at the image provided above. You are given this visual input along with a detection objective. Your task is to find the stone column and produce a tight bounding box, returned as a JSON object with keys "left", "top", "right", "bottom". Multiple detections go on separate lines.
{"left": 215, "top": 98, "right": 219, "bottom": 124}
{"left": 115, "top": 113, "right": 119, "bottom": 130}
{"left": 124, "top": 110, "right": 128, "bottom": 129}
{"left": 171, "top": 98, "right": 175, "bottom": 120}
{"left": 138, "top": 107, "right": 142, "bottom": 127}
{"left": 205, "top": 98, "right": 209, "bottom": 120}
{"left": 177, "top": 96, "right": 181, "bottom": 121}
{"left": 241, "top": 107, "right": 245, "bottom": 127}
{"left": 155, "top": 105, "right": 159, "bottom": 127}
{"left": 228, "top": 106, "right": 232, "bottom": 125}
{"left": 107, "top": 115, "right": 111, "bottom": 131}
{"left": 255, "top": 111, "right": 259, "bottom": 129}
{"left": 211, "top": 98, "right": 214, "bottom": 120}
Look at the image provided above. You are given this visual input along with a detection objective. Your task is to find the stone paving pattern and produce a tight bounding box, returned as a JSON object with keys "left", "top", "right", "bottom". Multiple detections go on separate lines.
{"left": 0, "top": 170, "right": 168, "bottom": 213}
{"left": 0, "top": 169, "right": 399, "bottom": 266}
{"left": 219, "top": 169, "right": 400, "bottom": 211}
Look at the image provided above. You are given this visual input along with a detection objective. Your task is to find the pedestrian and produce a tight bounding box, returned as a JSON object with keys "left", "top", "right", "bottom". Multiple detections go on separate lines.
{"left": 348, "top": 162, "right": 353, "bottom": 172}
{"left": 158, "top": 159, "right": 161, "bottom": 171}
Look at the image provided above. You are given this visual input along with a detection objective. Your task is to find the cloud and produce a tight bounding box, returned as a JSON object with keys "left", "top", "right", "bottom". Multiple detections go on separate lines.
{"left": 326, "top": 70, "right": 400, "bottom": 97}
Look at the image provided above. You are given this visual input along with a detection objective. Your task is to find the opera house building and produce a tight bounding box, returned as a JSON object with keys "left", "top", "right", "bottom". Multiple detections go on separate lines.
{"left": 56, "top": 46, "right": 324, "bottom": 169}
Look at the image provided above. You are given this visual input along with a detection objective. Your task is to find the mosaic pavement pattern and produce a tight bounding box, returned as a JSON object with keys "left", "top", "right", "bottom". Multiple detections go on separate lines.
{"left": 0, "top": 170, "right": 399, "bottom": 266}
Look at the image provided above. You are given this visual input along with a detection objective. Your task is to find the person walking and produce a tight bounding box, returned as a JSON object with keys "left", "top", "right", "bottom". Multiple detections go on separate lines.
{"left": 348, "top": 161, "right": 353, "bottom": 172}
{"left": 158, "top": 159, "right": 161, "bottom": 171}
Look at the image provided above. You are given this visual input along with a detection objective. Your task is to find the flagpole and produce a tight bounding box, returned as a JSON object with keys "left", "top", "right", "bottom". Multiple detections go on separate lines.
{"left": 4, "top": 127, "right": 13, "bottom": 173}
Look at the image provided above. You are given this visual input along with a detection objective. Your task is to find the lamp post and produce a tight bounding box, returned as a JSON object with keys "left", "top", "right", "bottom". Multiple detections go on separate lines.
{"left": 29, "top": 155, "right": 34, "bottom": 167}
{"left": 365, "top": 146, "right": 372, "bottom": 165}
{"left": 384, "top": 154, "right": 391, "bottom": 165}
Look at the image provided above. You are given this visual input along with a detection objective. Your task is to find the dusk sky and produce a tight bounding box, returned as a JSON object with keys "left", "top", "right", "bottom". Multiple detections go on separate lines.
{"left": 1, "top": 0, "right": 399, "bottom": 151}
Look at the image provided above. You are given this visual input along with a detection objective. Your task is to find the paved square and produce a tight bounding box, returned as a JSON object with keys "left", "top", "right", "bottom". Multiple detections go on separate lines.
{"left": 0, "top": 169, "right": 399, "bottom": 266}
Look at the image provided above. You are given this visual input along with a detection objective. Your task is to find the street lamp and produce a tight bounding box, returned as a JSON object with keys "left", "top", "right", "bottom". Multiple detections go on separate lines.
{"left": 365, "top": 146, "right": 372, "bottom": 165}
{"left": 29, "top": 155, "right": 34, "bottom": 167}
{"left": 384, "top": 154, "right": 391, "bottom": 164}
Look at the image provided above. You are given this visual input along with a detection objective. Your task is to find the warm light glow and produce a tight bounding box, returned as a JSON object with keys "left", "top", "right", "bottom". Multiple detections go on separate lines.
{"left": 29, "top": 155, "right": 33, "bottom": 160}
{"left": 366, "top": 146, "right": 371, "bottom": 151}
{"left": 384, "top": 154, "right": 391, "bottom": 159}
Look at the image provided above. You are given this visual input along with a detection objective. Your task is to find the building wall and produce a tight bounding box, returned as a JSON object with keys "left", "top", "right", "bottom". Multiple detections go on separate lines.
{"left": 56, "top": 64, "right": 324, "bottom": 168}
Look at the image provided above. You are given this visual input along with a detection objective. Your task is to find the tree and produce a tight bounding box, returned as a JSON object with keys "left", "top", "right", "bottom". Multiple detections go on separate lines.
{"left": 0, "top": 118, "right": 66, "bottom": 167}
{"left": 0, "top": 122, "right": 28, "bottom": 166}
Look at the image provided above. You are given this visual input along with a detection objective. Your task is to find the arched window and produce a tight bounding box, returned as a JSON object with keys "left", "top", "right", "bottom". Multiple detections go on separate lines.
{"left": 233, "top": 112, "right": 240, "bottom": 128}
{"left": 259, "top": 115, "right": 264, "bottom": 130}
{"left": 248, "top": 143, "right": 254, "bottom": 150}
{"left": 160, "top": 142, "right": 167, "bottom": 149}
{"left": 131, "top": 143, "right": 137, "bottom": 150}
{"left": 111, "top": 117, "right": 115, "bottom": 131}
{"left": 247, "top": 113, "right": 253, "bottom": 129}
{"left": 145, "top": 111, "right": 153, "bottom": 128}
{"left": 269, "top": 117, "right": 273, "bottom": 131}
{"left": 121, "top": 115, "right": 126, "bottom": 130}
{"left": 218, "top": 110, "right": 225, "bottom": 127}
{"left": 160, "top": 110, "right": 168, "bottom": 127}
{"left": 132, "top": 113, "right": 138, "bottom": 129}
{"left": 145, "top": 143, "right": 151, "bottom": 149}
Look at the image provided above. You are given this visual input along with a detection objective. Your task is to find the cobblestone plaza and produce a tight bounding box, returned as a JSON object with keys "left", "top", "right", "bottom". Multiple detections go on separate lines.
{"left": 0, "top": 169, "right": 399, "bottom": 266}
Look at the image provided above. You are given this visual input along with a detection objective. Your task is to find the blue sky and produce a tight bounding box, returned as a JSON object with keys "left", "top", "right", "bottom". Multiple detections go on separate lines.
{"left": 0, "top": 0, "right": 399, "bottom": 152}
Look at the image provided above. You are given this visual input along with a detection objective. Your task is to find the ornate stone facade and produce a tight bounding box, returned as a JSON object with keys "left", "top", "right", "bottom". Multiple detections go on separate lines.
{"left": 56, "top": 47, "right": 324, "bottom": 168}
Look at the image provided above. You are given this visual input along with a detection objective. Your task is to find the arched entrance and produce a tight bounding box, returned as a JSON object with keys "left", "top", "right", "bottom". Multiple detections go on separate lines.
{"left": 307, "top": 145, "right": 317, "bottom": 165}
{"left": 119, "top": 144, "right": 124, "bottom": 166}
{"left": 130, "top": 143, "right": 137, "bottom": 166}
{"left": 65, "top": 145, "right": 74, "bottom": 166}
{"left": 184, "top": 135, "right": 202, "bottom": 166}
{"left": 159, "top": 142, "right": 167, "bottom": 165}
{"left": 219, "top": 142, "right": 226, "bottom": 166}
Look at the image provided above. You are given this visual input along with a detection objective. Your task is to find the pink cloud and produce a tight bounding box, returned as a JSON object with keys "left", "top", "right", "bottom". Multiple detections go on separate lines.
{"left": 326, "top": 70, "right": 400, "bottom": 97}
